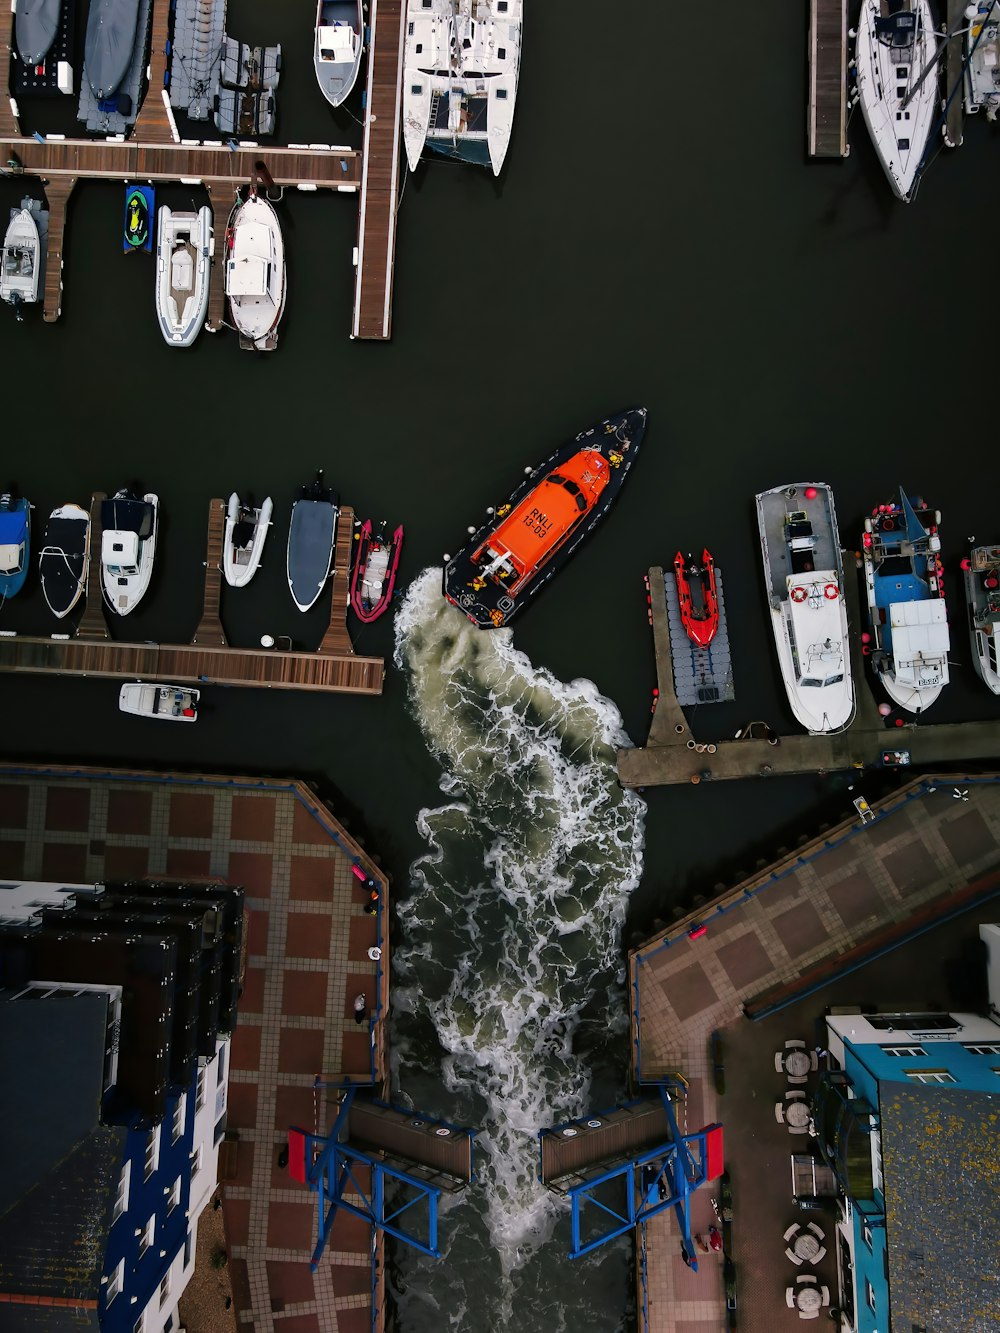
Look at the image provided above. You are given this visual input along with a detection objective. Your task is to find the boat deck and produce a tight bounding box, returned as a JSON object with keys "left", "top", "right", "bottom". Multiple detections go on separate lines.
{"left": 807, "top": 0, "right": 848, "bottom": 157}
{"left": 757, "top": 488, "right": 839, "bottom": 599}
{"left": 663, "top": 568, "right": 735, "bottom": 707}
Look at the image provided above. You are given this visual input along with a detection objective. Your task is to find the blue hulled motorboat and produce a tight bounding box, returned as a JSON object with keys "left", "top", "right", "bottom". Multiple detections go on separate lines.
{"left": 0, "top": 493, "right": 31, "bottom": 599}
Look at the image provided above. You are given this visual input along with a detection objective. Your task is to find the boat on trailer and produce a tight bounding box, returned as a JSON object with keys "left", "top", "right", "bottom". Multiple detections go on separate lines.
{"left": 351, "top": 520, "right": 403, "bottom": 623}
{"left": 444, "top": 408, "right": 646, "bottom": 629}
{"left": 0, "top": 493, "right": 31, "bottom": 600}
{"left": 155, "top": 205, "right": 212, "bottom": 346}
{"left": 39, "top": 502, "right": 90, "bottom": 618}
{"left": 100, "top": 489, "right": 158, "bottom": 616}
{"left": 119, "top": 682, "right": 199, "bottom": 721}
{"left": 673, "top": 549, "right": 719, "bottom": 648}
{"left": 963, "top": 544, "right": 1000, "bottom": 693}
{"left": 965, "top": 0, "right": 1000, "bottom": 116}
{"left": 225, "top": 190, "right": 286, "bottom": 351}
{"left": 755, "top": 483, "right": 855, "bottom": 735}
{"left": 287, "top": 473, "right": 338, "bottom": 613}
{"left": 853, "top": 0, "right": 938, "bottom": 201}
{"left": 862, "top": 490, "right": 949, "bottom": 713}
{"left": 314, "top": 0, "right": 364, "bottom": 107}
{"left": 403, "top": 0, "right": 522, "bottom": 174}
{"left": 224, "top": 492, "right": 272, "bottom": 588}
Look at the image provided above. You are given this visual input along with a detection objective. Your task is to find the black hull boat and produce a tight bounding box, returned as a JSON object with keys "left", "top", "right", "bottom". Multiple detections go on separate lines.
{"left": 287, "top": 473, "right": 338, "bottom": 613}
{"left": 39, "top": 502, "right": 90, "bottom": 618}
{"left": 443, "top": 407, "right": 646, "bottom": 628}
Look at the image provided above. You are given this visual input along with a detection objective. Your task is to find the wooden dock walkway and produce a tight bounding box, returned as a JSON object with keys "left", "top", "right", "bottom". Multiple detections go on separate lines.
{"left": 204, "top": 185, "right": 230, "bottom": 334}
{"left": 76, "top": 493, "right": 108, "bottom": 638}
{"left": 352, "top": 0, "right": 405, "bottom": 340}
{"left": 193, "top": 498, "right": 227, "bottom": 646}
{"left": 319, "top": 507, "right": 356, "bottom": 656}
{"left": 944, "top": 0, "right": 967, "bottom": 147}
{"left": 41, "top": 179, "right": 76, "bottom": 323}
{"left": 808, "top": 0, "right": 849, "bottom": 157}
{"left": 618, "top": 566, "right": 1000, "bottom": 787}
{"left": 132, "top": 0, "right": 175, "bottom": 143}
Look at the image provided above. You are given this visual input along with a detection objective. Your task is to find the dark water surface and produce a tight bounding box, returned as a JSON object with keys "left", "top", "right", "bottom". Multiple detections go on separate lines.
{"left": 3, "top": 0, "right": 1000, "bottom": 1327}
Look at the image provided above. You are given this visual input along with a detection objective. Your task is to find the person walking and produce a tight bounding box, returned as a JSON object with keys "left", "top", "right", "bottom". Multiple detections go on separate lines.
{"left": 353, "top": 993, "right": 367, "bottom": 1024}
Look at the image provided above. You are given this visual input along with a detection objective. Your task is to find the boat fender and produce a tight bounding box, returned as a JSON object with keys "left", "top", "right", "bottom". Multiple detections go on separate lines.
{"left": 791, "top": 586, "right": 808, "bottom": 603}
{"left": 960, "top": 558, "right": 971, "bottom": 572}
{"left": 862, "top": 645, "right": 871, "bottom": 656}
{"left": 824, "top": 584, "right": 839, "bottom": 599}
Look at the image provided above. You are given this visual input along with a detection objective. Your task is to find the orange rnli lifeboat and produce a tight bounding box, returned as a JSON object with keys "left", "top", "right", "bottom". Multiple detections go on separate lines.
{"left": 673, "top": 549, "right": 719, "bottom": 649}
{"left": 443, "top": 408, "right": 647, "bottom": 628}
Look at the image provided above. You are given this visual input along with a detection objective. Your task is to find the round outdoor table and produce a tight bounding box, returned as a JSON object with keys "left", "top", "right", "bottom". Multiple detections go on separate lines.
{"left": 785, "top": 1050, "right": 811, "bottom": 1077}
{"left": 793, "top": 1233, "right": 820, "bottom": 1262}
{"left": 796, "top": 1286, "right": 822, "bottom": 1314}
{"left": 786, "top": 1100, "right": 811, "bottom": 1128}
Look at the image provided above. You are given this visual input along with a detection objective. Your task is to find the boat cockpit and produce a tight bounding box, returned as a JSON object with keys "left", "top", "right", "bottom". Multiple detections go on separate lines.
{"left": 785, "top": 512, "right": 817, "bottom": 575}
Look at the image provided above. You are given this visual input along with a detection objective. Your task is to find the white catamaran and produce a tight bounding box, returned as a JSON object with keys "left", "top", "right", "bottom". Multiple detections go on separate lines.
{"left": 402, "top": 0, "right": 522, "bottom": 175}
{"left": 854, "top": 0, "right": 938, "bottom": 201}
{"left": 756, "top": 483, "right": 855, "bottom": 735}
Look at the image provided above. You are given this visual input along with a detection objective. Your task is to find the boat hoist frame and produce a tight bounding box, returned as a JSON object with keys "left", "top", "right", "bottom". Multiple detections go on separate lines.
{"left": 288, "top": 1085, "right": 474, "bottom": 1267}
{"left": 546, "top": 1084, "right": 723, "bottom": 1261}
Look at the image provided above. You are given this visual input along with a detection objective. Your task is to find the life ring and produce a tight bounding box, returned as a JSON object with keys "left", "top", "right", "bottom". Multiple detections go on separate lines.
{"left": 791, "top": 586, "right": 808, "bottom": 603}
{"left": 882, "top": 517, "right": 895, "bottom": 531}
{"left": 824, "top": 583, "right": 839, "bottom": 600}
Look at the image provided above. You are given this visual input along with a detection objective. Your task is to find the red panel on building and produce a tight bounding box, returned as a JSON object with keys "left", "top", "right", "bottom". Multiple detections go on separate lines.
{"left": 287, "top": 1127, "right": 308, "bottom": 1183}
{"left": 702, "top": 1123, "right": 724, "bottom": 1180}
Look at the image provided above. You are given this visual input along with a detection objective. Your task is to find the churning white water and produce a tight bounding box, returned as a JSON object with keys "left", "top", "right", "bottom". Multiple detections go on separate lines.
{"left": 392, "top": 568, "right": 645, "bottom": 1301}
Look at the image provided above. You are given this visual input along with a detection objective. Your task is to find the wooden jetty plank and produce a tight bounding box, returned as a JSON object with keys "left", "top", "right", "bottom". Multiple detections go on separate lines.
{"left": 352, "top": 0, "right": 405, "bottom": 340}
{"left": 76, "top": 492, "right": 109, "bottom": 638}
{"left": 944, "top": 0, "right": 966, "bottom": 147}
{"left": 204, "top": 184, "right": 231, "bottom": 334}
{"left": 319, "top": 507, "right": 356, "bottom": 657}
{"left": 0, "top": 635, "right": 384, "bottom": 695}
{"left": 41, "top": 178, "right": 76, "bottom": 323}
{"left": 133, "top": 0, "right": 175, "bottom": 143}
{"left": 645, "top": 569, "right": 693, "bottom": 748}
{"left": 193, "top": 498, "right": 227, "bottom": 646}
{"left": 0, "top": 0, "right": 21, "bottom": 137}
{"left": 808, "top": 0, "right": 849, "bottom": 157}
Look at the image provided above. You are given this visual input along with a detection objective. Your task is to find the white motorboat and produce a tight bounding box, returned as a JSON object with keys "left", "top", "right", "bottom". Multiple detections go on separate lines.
{"left": 39, "top": 502, "right": 90, "bottom": 619}
{"left": 100, "top": 489, "right": 158, "bottom": 616}
{"left": 155, "top": 205, "right": 212, "bottom": 347}
{"left": 854, "top": 0, "right": 938, "bottom": 201}
{"left": 224, "top": 492, "right": 273, "bottom": 588}
{"left": 403, "top": 0, "right": 522, "bottom": 175}
{"left": 119, "top": 682, "right": 199, "bottom": 721}
{"left": 314, "top": 0, "right": 364, "bottom": 107}
{"left": 224, "top": 192, "right": 286, "bottom": 352}
{"left": 756, "top": 483, "right": 855, "bottom": 735}
{"left": 964, "top": 544, "right": 1000, "bottom": 693}
{"left": 965, "top": 0, "right": 1000, "bottom": 116}
{"left": 1, "top": 207, "right": 41, "bottom": 317}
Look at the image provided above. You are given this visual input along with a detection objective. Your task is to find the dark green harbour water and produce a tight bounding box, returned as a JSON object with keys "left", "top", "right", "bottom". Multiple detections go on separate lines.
{"left": 2, "top": 1, "right": 1000, "bottom": 1327}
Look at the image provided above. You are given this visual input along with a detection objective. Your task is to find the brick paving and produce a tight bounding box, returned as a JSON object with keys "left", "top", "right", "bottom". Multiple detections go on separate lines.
{"left": 0, "top": 764, "right": 391, "bottom": 1333}
{"left": 629, "top": 774, "right": 1000, "bottom": 1333}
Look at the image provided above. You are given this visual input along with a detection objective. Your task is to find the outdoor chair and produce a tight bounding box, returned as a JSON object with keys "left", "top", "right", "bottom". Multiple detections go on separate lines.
{"left": 775, "top": 1102, "right": 786, "bottom": 1123}
{"left": 774, "top": 1051, "right": 785, "bottom": 1072}
{"left": 785, "top": 1288, "right": 796, "bottom": 1309}
{"left": 783, "top": 1224, "right": 799, "bottom": 1242}
{"left": 807, "top": 1221, "right": 825, "bottom": 1240}
{"left": 785, "top": 1038, "right": 806, "bottom": 1049}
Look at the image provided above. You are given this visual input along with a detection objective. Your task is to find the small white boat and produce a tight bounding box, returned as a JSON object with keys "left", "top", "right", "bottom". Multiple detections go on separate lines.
{"left": 1, "top": 207, "right": 41, "bottom": 317}
{"left": 965, "top": 0, "right": 1000, "bottom": 117}
{"left": 100, "top": 490, "right": 158, "bottom": 616}
{"left": 854, "top": 0, "right": 938, "bottom": 201}
{"left": 119, "top": 682, "right": 199, "bottom": 721}
{"left": 403, "top": 0, "right": 522, "bottom": 175}
{"left": 314, "top": 0, "right": 364, "bottom": 107}
{"left": 39, "top": 502, "right": 90, "bottom": 619}
{"left": 224, "top": 492, "right": 273, "bottom": 588}
{"left": 756, "top": 483, "right": 855, "bottom": 735}
{"left": 155, "top": 205, "right": 212, "bottom": 347}
{"left": 224, "top": 192, "right": 286, "bottom": 352}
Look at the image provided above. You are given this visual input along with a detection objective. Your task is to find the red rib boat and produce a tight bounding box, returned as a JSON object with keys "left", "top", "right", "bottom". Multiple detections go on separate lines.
{"left": 673, "top": 549, "right": 719, "bottom": 648}
{"left": 350, "top": 520, "right": 403, "bottom": 623}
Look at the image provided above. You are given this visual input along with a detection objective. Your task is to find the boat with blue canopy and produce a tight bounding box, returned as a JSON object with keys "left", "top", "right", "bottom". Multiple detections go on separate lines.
{"left": 0, "top": 493, "right": 31, "bottom": 600}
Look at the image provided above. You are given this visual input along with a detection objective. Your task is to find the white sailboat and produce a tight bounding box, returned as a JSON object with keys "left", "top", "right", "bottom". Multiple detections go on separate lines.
{"left": 756, "top": 483, "right": 855, "bottom": 735}
{"left": 223, "top": 493, "right": 272, "bottom": 588}
{"left": 965, "top": 0, "right": 1000, "bottom": 116}
{"left": 225, "top": 192, "right": 286, "bottom": 352}
{"left": 100, "top": 490, "right": 158, "bottom": 616}
{"left": 314, "top": 0, "right": 364, "bottom": 107}
{"left": 155, "top": 206, "right": 212, "bottom": 347}
{"left": 854, "top": 0, "right": 938, "bottom": 201}
{"left": 1, "top": 207, "right": 41, "bottom": 317}
{"left": 403, "top": 0, "right": 522, "bottom": 175}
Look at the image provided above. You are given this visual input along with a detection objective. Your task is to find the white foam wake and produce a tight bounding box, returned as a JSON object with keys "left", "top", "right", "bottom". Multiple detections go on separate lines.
{"left": 392, "top": 568, "right": 645, "bottom": 1275}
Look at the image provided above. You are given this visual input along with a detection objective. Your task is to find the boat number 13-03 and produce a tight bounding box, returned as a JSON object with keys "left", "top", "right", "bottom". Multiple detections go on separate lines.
{"left": 524, "top": 508, "right": 553, "bottom": 539}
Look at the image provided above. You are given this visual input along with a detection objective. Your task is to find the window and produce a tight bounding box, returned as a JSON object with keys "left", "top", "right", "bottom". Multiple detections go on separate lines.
{"left": 862, "top": 1220, "right": 873, "bottom": 1250}
{"left": 183, "top": 1232, "right": 193, "bottom": 1270}
{"left": 884, "top": 1045, "right": 926, "bottom": 1057}
{"left": 191, "top": 1144, "right": 203, "bottom": 1180}
{"left": 216, "top": 1048, "right": 226, "bottom": 1085}
{"left": 134, "top": 1318, "right": 144, "bottom": 1333}
{"left": 195, "top": 1065, "right": 208, "bottom": 1112}
{"left": 172, "top": 1092, "right": 187, "bottom": 1144}
{"left": 496, "top": 88, "right": 508, "bottom": 100}
{"left": 144, "top": 1126, "right": 160, "bottom": 1180}
{"left": 106, "top": 1259, "right": 125, "bottom": 1305}
{"left": 167, "top": 1176, "right": 182, "bottom": 1215}
{"left": 964, "top": 1043, "right": 1000, "bottom": 1056}
{"left": 139, "top": 1214, "right": 155, "bottom": 1258}
{"left": 867, "top": 1013, "right": 958, "bottom": 1031}
{"left": 906, "top": 1069, "right": 956, "bottom": 1085}
{"left": 866, "top": 1280, "right": 876, "bottom": 1312}
{"left": 113, "top": 1161, "right": 131, "bottom": 1223}
{"left": 159, "top": 1273, "right": 171, "bottom": 1308}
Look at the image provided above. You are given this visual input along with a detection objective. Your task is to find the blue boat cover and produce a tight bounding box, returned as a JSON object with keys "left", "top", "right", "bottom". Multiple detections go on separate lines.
{"left": 0, "top": 510, "right": 27, "bottom": 541}
{"left": 288, "top": 501, "right": 335, "bottom": 607}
